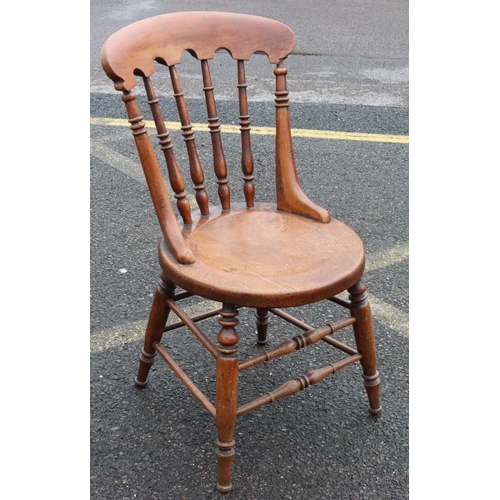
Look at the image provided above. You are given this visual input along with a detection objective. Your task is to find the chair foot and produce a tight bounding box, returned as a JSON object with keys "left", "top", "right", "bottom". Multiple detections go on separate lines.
{"left": 364, "top": 371, "right": 382, "bottom": 414}
{"left": 216, "top": 483, "right": 233, "bottom": 494}
{"left": 134, "top": 378, "right": 148, "bottom": 388}
{"left": 216, "top": 443, "right": 235, "bottom": 493}
{"left": 135, "top": 348, "right": 156, "bottom": 387}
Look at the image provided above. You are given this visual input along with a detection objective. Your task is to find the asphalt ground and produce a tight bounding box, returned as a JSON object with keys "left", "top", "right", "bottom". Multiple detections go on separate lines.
{"left": 8, "top": 2, "right": 500, "bottom": 498}
{"left": 90, "top": 77, "right": 409, "bottom": 499}
{"left": 89, "top": 1, "right": 408, "bottom": 497}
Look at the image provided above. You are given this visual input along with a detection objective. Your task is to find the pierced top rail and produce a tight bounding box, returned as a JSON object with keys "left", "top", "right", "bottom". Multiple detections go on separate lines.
{"left": 101, "top": 12, "right": 296, "bottom": 92}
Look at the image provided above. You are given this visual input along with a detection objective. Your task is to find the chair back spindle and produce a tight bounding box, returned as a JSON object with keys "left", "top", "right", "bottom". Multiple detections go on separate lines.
{"left": 169, "top": 65, "right": 210, "bottom": 216}
{"left": 201, "top": 60, "right": 231, "bottom": 210}
{"left": 237, "top": 60, "right": 255, "bottom": 208}
{"left": 143, "top": 76, "right": 192, "bottom": 225}
{"left": 120, "top": 90, "right": 195, "bottom": 263}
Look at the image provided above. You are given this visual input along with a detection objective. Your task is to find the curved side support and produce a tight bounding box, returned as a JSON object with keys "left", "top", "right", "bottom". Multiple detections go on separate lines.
{"left": 122, "top": 91, "right": 196, "bottom": 264}
{"left": 274, "top": 66, "right": 331, "bottom": 223}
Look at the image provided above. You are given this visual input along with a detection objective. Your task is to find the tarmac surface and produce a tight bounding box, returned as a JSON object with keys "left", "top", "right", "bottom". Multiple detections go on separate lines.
{"left": 90, "top": 2, "right": 408, "bottom": 498}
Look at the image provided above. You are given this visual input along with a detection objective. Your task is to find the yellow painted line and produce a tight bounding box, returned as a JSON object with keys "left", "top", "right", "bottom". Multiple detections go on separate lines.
{"left": 90, "top": 117, "right": 409, "bottom": 144}
{"left": 90, "top": 300, "right": 220, "bottom": 354}
{"left": 91, "top": 318, "right": 147, "bottom": 354}
{"left": 335, "top": 290, "right": 409, "bottom": 338}
{"left": 91, "top": 140, "right": 146, "bottom": 185}
{"left": 365, "top": 242, "right": 409, "bottom": 273}
{"left": 91, "top": 139, "right": 198, "bottom": 209}
{"left": 370, "top": 295, "right": 409, "bottom": 338}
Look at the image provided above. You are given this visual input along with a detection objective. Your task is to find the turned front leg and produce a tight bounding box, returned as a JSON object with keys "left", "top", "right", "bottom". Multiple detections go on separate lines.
{"left": 135, "top": 273, "right": 175, "bottom": 387}
{"left": 215, "top": 304, "right": 239, "bottom": 493}
{"left": 348, "top": 280, "right": 382, "bottom": 415}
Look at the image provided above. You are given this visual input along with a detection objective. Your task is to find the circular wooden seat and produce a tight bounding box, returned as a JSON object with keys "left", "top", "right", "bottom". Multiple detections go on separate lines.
{"left": 159, "top": 203, "right": 365, "bottom": 308}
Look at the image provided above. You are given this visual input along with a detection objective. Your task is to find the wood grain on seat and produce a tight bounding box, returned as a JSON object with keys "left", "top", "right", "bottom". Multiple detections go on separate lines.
{"left": 159, "top": 203, "right": 365, "bottom": 308}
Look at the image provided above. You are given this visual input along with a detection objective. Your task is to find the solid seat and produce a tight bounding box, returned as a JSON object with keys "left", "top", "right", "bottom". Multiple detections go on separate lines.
{"left": 159, "top": 203, "right": 365, "bottom": 308}
{"left": 100, "top": 10, "right": 382, "bottom": 494}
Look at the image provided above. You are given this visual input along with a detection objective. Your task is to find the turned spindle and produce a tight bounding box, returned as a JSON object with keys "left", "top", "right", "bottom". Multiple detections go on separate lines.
{"left": 237, "top": 60, "right": 255, "bottom": 208}
{"left": 143, "top": 76, "right": 192, "bottom": 224}
{"left": 169, "top": 65, "right": 210, "bottom": 216}
{"left": 120, "top": 91, "right": 195, "bottom": 264}
{"left": 201, "top": 60, "right": 231, "bottom": 210}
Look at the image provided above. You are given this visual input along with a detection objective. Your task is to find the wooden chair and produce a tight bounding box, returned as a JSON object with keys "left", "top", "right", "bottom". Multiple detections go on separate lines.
{"left": 101, "top": 11, "right": 381, "bottom": 493}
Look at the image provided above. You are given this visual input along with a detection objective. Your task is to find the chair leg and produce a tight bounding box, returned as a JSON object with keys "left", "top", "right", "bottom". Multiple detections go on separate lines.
{"left": 348, "top": 280, "right": 382, "bottom": 415}
{"left": 255, "top": 308, "right": 270, "bottom": 345}
{"left": 135, "top": 273, "right": 176, "bottom": 388}
{"left": 215, "top": 304, "right": 240, "bottom": 493}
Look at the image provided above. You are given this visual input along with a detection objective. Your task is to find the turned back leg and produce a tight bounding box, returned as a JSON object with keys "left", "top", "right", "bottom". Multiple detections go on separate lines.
{"left": 135, "top": 273, "right": 176, "bottom": 387}
{"left": 255, "top": 308, "right": 270, "bottom": 345}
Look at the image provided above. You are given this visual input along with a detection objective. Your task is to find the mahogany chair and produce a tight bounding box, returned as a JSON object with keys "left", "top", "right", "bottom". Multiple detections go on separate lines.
{"left": 101, "top": 11, "right": 381, "bottom": 493}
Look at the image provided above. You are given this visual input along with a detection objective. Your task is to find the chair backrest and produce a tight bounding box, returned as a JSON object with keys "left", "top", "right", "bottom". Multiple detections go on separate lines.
{"left": 101, "top": 11, "right": 330, "bottom": 265}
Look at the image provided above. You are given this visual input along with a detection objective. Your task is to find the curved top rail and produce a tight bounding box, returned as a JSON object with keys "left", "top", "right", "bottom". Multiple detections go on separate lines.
{"left": 101, "top": 11, "right": 296, "bottom": 91}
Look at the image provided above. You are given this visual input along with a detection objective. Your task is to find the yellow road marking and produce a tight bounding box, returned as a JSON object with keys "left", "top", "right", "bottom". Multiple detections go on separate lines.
{"left": 370, "top": 295, "right": 409, "bottom": 338}
{"left": 90, "top": 117, "right": 409, "bottom": 144}
{"left": 90, "top": 140, "right": 198, "bottom": 209}
{"left": 91, "top": 318, "right": 147, "bottom": 354}
{"left": 365, "top": 242, "right": 409, "bottom": 272}
{"left": 91, "top": 140, "right": 145, "bottom": 185}
{"left": 334, "top": 290, "right": 409, "bottom": 339}
{"left": 90, "top": 300, "right": 220, "bottom": 354}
